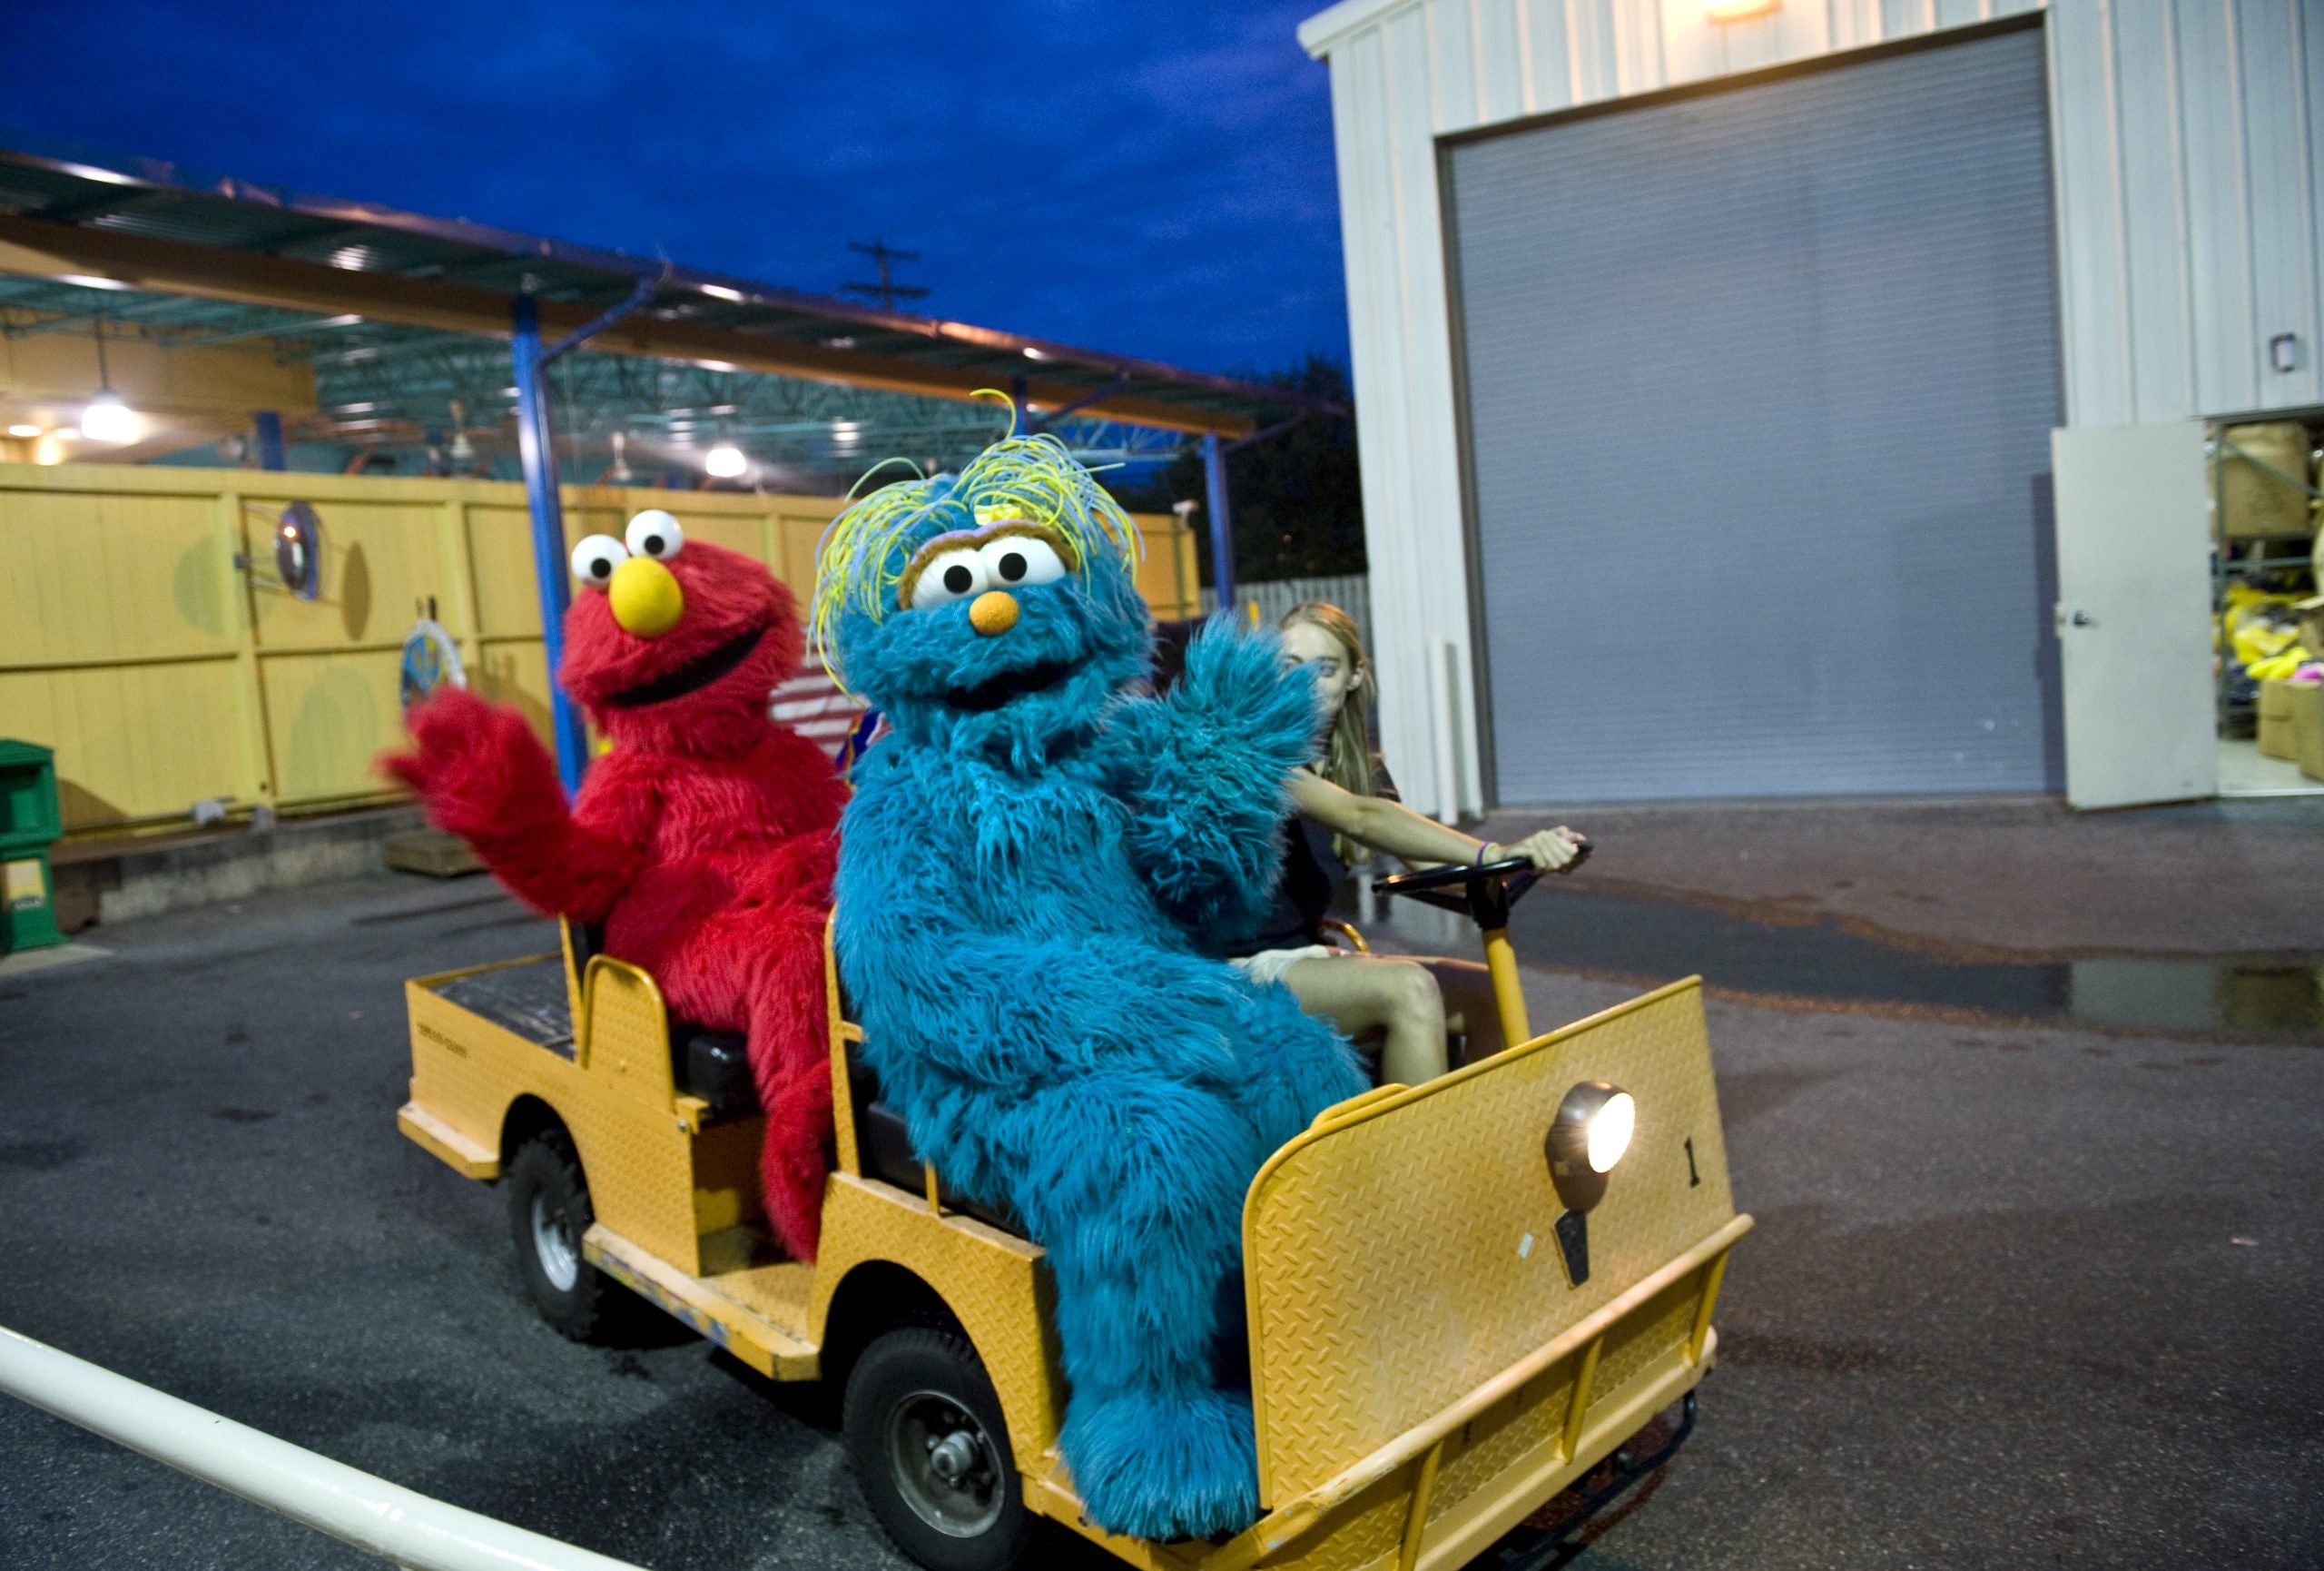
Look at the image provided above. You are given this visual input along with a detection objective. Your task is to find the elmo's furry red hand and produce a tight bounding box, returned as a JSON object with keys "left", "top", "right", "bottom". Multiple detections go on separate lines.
{"left": 378, "top": 688, "right": 644, "bottom": 921}
{"left": 379, "top": 687, "right": 563, "bottom": 847}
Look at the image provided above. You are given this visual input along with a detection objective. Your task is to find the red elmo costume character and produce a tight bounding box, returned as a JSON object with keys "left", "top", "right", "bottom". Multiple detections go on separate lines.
{"left": 382, "top": 511, "right": 845, "bottom": 1259}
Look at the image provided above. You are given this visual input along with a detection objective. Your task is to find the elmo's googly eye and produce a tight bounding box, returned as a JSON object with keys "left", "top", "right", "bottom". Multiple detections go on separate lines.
{"left": 909, "top": 548, "right": 990, "bottom": 610}
{"left": 980, "top": 535, "right": 1068, "bottom": 589}
{"left": 570, "top": 534, "right": 628, "bottom": 588}
{"left": 625, "top": 510, "right": 684, "bottom": 561}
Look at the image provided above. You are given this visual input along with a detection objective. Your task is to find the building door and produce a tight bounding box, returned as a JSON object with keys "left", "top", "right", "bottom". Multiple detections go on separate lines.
{"left": 1446, "top": 24, "right": 2063, "bottom": 803}
{"left": 2050, "top": 422, "right": 2216, "bottom": 808}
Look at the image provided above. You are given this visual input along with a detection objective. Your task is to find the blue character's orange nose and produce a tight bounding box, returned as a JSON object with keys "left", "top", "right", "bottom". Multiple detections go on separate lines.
{"left": 970, "top": 590, "right": 1019, "bottom": 637}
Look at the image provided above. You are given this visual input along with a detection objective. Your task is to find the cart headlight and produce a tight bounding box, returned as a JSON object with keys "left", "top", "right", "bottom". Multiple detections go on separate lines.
{"left": 1546, "top": 1081, "right": 1634, "bottom": 1215}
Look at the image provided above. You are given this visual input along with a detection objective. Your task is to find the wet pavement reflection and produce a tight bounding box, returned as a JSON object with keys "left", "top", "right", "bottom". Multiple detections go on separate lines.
{"left": 1379, "top": 884, "right": 2324, "bottom": 1040}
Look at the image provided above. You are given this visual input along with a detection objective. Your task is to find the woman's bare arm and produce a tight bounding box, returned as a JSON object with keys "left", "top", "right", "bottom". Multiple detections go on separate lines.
{"left": 1285, "top": 768, "right": 1582, "bottom": 871}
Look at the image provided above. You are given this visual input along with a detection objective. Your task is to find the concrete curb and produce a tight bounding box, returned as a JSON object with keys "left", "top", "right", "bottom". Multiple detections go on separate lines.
{"left": 51, "top": 805, "right": 428, "bottom": 931}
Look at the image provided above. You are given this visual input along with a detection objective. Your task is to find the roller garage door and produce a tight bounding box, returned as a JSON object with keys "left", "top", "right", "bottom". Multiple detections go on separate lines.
{"left": 1447, "top": 24, "right": 2063, "bottom": 803}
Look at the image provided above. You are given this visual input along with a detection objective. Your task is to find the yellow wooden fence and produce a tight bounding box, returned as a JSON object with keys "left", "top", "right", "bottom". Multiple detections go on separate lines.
{"left": 0, "top": 462, "right": 1196, "bottom": 836}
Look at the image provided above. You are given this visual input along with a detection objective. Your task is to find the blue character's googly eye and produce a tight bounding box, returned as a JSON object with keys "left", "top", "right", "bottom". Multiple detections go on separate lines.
{"left": 980, "top": 535, "right": 1067, "bottom": 588}
{"left": 909, "top": 548, "right": 989, "bottom": 610}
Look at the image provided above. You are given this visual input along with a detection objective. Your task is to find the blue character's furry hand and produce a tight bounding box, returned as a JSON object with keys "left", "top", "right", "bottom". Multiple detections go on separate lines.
{"left": 1111, "top": 618, "right": 1321, "bottom": 933}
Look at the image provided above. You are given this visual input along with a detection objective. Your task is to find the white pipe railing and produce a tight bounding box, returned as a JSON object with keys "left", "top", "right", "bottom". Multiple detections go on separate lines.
{"left": 0, "top": 1323, "right": 650, "bottom": 1571}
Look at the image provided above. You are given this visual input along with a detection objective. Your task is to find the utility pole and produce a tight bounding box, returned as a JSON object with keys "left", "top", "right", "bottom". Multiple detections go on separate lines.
{"left": 842, "top": 239, "right": 930, "bottom": 312}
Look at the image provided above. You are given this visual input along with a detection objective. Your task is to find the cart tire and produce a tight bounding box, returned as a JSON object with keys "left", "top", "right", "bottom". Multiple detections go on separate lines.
{"left": 844, "top": 1326, "right": 1034, "bottom": 1571}
{"left": 506, "top": 1131, "right": 615, "bottom": 1341}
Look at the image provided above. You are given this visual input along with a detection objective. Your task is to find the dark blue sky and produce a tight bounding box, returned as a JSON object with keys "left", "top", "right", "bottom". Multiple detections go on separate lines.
{"left": 4, "top": 1, "right": 1350, "bottom": 376}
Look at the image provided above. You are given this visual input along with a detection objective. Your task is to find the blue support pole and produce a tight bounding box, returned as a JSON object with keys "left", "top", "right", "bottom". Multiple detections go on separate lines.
{"left": 1201, "top": 431, "right": 1236, "bottom": 615}
{"left": 251, "top": 410, "right": 286, "bottom": 470}
{"left": 511, "top": 295, "right": 591, "bottom": 797}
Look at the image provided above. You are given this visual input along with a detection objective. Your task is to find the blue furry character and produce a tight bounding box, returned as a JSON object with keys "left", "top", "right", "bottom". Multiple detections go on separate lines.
{"left": 819, "top": 435, "right": 1366, "bottom": 1541}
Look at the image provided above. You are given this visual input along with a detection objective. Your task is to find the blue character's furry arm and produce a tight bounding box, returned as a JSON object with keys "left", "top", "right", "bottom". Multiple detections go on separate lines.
{"left": 1107, "top": 618, "right": 1321, "bottom": 934}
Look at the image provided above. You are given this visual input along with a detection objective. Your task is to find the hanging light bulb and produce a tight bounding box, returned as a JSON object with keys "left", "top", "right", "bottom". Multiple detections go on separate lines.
{"left": 704, "top": 443, "right": 748, "bottom": 479}
{"left": 80, "top": 316, "right": 142, "bottom": 444}
{"left": 447, "top": 399, "right": 476, "bottom": 465}
{"left": 81, "top": 393, "right": 140, "bottom": 444}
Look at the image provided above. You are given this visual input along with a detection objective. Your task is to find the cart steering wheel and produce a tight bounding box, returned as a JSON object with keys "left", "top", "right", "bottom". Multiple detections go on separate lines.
{"left": 1373, "top": 838, "right": 1591, "bottom": 930}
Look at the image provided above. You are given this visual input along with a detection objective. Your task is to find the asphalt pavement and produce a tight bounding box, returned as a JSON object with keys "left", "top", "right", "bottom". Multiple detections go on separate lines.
{"left": 3, "top": 864, "right": 2320, "bottom": 1570}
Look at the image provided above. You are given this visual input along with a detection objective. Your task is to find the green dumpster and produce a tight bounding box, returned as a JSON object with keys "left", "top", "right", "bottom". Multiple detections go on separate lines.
{"left": 0, "top": 739, "right": 64, "bottom": 953}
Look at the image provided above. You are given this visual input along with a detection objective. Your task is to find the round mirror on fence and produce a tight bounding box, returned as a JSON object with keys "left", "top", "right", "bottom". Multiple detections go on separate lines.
{"left": 274, "top": 501, "right": 324, "bottom": 600}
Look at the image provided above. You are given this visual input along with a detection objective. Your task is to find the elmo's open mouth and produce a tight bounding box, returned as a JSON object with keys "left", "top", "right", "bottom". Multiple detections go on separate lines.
{"left": 943, "top": 658, "right": 1076, "bottom": 714}
{"left": 603, "top": 623, "right": 767, "bottom": 708}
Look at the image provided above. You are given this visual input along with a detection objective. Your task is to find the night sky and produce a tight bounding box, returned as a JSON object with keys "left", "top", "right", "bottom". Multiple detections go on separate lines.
{"left": 1, "top": 1, "right": 1351, "bottom": 377}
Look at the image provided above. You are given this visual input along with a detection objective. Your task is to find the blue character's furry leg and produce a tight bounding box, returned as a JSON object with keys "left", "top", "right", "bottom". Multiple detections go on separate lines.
{"left": 1005, "top": 1071, "right": 1270, "bottom": 1541}
{"left": 1218, "top": 981, "right": 1369, "bottom": 1157}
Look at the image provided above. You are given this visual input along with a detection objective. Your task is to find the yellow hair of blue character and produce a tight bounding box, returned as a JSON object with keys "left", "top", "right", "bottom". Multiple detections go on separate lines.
{"left": 811, "top": 426, "right": 1143, "bottom": 675}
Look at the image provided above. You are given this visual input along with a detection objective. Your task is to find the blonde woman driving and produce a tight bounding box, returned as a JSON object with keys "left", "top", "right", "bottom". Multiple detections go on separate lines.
{"left": 1222, "top": 602, "right": 1583, "bottom": 1085}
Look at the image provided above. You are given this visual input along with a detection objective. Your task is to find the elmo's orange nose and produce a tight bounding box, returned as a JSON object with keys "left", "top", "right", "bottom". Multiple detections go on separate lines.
{"left": 970, "top": 590, "right": 1019, "bottom": 637}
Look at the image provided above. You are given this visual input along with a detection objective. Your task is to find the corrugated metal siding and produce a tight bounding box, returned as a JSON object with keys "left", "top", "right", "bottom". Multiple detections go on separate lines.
{"left": 2052, "top": 0, "right": 2324, "bottom": 423}
{"left": 1302, "top": 0, "right": 2321, "bottom": 810}
{"left": 1451, "top": 25, "right": 2062, "bottom": 801}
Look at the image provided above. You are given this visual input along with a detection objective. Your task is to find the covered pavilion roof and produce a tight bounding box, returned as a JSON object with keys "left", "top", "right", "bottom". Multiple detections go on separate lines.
{"left": 0, "top": 134, "right": 1334, "bottom": 487}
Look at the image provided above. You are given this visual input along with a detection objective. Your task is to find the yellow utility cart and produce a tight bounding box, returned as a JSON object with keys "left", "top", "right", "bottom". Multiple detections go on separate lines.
{"left": 396, "top": 860, "right": 1749, "bottom": 1571}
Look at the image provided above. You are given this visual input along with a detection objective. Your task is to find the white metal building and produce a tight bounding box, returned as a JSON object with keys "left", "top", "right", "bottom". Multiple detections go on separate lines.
{"left": 1299, "top": 0, "right": 2324, "bottom": 815}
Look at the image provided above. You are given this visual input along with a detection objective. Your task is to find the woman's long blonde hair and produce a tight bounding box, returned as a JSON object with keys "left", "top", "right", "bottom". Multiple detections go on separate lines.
{"left": 1282, "top": 601, "right": 1375, "bottom": 863}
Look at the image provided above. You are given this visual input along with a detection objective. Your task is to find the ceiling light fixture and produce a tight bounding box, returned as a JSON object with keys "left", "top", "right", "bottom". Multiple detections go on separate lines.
{"left": 704, "top": 444, "right": 748, "bottom": 479}
{"left": 6, "top": 423, "right": 42, "bottom": 439}
{"left": 79, "top": 317, "right": 142, "bottom": 444}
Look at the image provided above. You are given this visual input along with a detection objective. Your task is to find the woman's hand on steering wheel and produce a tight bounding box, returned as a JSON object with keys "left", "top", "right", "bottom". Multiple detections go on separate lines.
{"left": 1483, "top": 825, "right": 1588, "bottom": 874}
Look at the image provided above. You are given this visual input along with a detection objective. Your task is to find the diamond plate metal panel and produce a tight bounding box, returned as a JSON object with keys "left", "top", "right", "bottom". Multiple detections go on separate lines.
{"left": 806, "top": 1174, "right": 1061, "bottom": 1473}
{"left": 1244, "top": 979, "right": 1737, "bottom": 1502}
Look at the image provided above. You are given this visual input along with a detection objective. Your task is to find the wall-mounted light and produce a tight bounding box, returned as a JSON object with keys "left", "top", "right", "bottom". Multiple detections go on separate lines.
{"left": 1707, "top": 0, "right": 1780, "bottom": 20}
{"left": 704, "top": 444, "right": 748, "bottom": 479}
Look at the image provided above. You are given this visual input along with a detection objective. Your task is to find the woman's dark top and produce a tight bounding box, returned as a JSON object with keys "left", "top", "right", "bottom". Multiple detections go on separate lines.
{"left": 1226, "top": 756, "right": 1398, "bottom": 955}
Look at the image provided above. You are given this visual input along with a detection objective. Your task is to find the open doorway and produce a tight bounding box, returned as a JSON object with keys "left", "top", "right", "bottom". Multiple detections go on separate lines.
{"left": 2212, "top": 417, "right": 2324, "bottom": 798}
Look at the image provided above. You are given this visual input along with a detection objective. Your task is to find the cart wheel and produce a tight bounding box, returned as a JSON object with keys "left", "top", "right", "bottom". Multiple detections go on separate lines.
{"left": 844, "top": 1327, "right": 1033, "bottom": 1571}
{"left": 506, "top": 1131, "right": 614, "bottom": 1340}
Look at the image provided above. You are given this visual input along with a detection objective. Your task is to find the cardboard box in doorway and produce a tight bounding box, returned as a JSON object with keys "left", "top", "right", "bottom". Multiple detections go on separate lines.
{"left": 2298, "top": 594, "right": 2324, "bottom": 659}
{"left": 2289, "top": 681, "right": 2324, "bottom": 782}
{"left": 2217, "top": 423, "right": 2317, "bottom": 538}
{"left": 2259, "top": 679, "right": 2299, "bottom": 760}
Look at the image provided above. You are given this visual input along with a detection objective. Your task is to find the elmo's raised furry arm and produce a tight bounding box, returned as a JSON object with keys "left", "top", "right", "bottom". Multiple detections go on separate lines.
{"left": 380, "top": 687, "right": 657, "bottom": 924}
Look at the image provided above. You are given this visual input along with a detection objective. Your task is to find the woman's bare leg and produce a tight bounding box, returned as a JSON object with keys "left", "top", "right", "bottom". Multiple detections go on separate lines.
{"left": 1416, "top": 957, "right": 1507, "bottom": 1064}
{"left": 1277, "top": 953, "right": 1447, "bottom": 1084}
